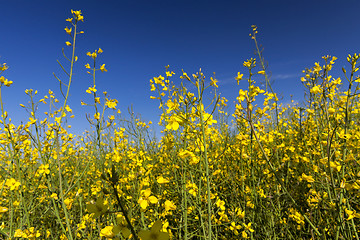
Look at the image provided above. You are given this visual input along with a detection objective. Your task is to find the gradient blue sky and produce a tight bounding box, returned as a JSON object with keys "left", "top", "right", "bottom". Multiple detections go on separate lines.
{"left": 1, "top": 0, "right": 359, "bottom": 135}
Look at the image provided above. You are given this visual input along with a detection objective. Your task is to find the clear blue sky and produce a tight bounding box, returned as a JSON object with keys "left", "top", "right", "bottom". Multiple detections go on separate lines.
{"left": 1, "top": 0, "right": 359, "bottom": 135}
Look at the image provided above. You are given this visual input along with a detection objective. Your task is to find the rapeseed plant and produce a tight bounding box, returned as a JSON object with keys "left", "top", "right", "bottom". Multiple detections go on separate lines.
{"left": 1, "top": 9, "right": 360, "bottom": 240}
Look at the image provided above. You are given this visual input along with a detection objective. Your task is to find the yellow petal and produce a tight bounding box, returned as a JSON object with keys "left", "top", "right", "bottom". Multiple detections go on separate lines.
{"left": 0, "top": 206, "right": 8, "bottom": 213}
{"left": 139, "top": 199, "right": 148, "bottom": 210}
{"left": 143, "top": 188, "right": 151, "bottom": 198}
{"left": 148, "top": 196, "right": 158, "bottom": 204}
{"left": 157, "top": 176, "right": 170, "bottom": 184}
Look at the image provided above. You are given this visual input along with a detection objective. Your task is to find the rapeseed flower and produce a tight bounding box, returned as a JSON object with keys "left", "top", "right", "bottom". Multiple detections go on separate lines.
{"left": 157, "top": 176, "right": 170, "bottom": 184}
{"left": 138, "top": 188, "right": 158, "bottom": 210}
{"left": 5, "top": 178, "right": 21, "bottom": 191}
{"left": 164, "top": 200, "right": 176, "bottom": 211}
{"left": 100, "top": 64, "right": 107, "bottom": 72}
{"left": 0, "top": 206, "right": 8, "bottom": 213}
{"left": 64, "top": 27, "right": 72, "bottom": 35}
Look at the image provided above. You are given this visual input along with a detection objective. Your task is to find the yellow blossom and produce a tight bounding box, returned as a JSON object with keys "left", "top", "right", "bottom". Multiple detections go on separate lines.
{"left": 310, "top": 85, "right": 322, "bottom": 94}
{"left": 6, "top": 178, "right": 21, "bottom": 191}
{"left": 0, "top": 206, "right": 8, "bottom": 213}
{"left": 301, "top": 173, "right": 315, "bottom": 183}
{"left": 235, "top": 72, "right": 244, "bottom": 85}
{"left": 14, "top": 229, "right": 26, "bottom": 238}
{"left": 164, "top": 200, "right": 176, "bottom": 211}
{"left": 50, "top": 193, "right": 58, "bottom": 200}
{"left": 210, "top": 77, "right": 218, "bottom": 88}
{"left": 157, "top": 176, "right": 170, "bottom": 184}
{"left": 216, "top": 199, "right": 225, "bottom": 211}
{"left": 106, "top": 99, "right": 117, "bottom": 109}
{"left": 94, "top": 112, "right": 100, "bottom": 120}
{"left": 64, "top": 27, "right": 72, "bottom": 35}
{"left": 0, "top": 76, "right": 13, "bottom": 86}
{"left": 100, "top": 225, "right": 121, "bottom": 238}
{"left": 86, "top": 86, "right": 97, "bottom": 94}
{"left": 166, "top": 115, "right": 182, "bottom": 131}
{"left": 100, "top": 64, "right": 107, "bottom": 72}
{"left": 243, "top": 222, "right": 254, "bottom": 232}
{"left": 38, "top": 164, "right": 50, "bottom": 175}
{"left": 138, "top": 188, "right": 158, "bottom": 210}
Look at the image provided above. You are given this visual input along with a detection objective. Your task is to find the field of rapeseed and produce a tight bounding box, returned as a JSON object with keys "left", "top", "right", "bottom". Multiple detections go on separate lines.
{"left": 1, "top": 10, "right": 360, "bottom": 240}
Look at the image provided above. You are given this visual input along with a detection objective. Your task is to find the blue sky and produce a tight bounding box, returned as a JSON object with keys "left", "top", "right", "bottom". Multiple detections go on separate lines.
{"left": 1, "top": 0, "right": 359, "bottom": 135}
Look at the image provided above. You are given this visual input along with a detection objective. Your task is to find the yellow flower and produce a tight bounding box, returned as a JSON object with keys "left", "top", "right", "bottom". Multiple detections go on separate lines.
{"left": 100, "top": 64, "right": 108, "bottom": 72}
{"left": 210, "top": 77, "right": 218, "bottom": 88}
{"left": 29, "top": 117, "right": 37, "bottom": 125}
{"left": 106, "top": 99, "right": 117, "bottom": 109}
{"left": 50, "top": 193, "right": 58, "bottom": 200}
{"left": 235, "top": 72, "right": 244, "bottom": 85}
{"left": 330, "top": 161, "right": 341, "bottom": 172}
{"left": 178, "top": 149, "right": 199, "bottom": 165}
{"left": 4, "top": 79, "right": 13, "bottom": 86}
{"left": 237, "top": 89, "right": 247, "bottom": 102}
{"left": 138, "top": 220, "right": 169, "bottom": 240}
{"left": 0, "top": 76, "right": 13, "bottom": 87}
{"left": 345, "top": 208, "right": 360, "bottom": 220}
{"left": 243, "top": 58, "right": 255, "bottom": 68}
{"left": 165, "top": 71, "right": 174, "bottom": 77}
{"left": 65, "top": 41, "right": 72, "bottom": 46}
{"left": 64, "top": 198, "right": 74, "bottom": 210}
{"left": 5, "top": 178, "right": 21, "bottom": 191}
{"left": 64, "top": 27, "right": 72, "bottom": 35}
{"left": 77, "top": 15, "right": 84, "bottom": 21}
{"left": 94, "top": 112, "right": 100, "bottom": 120}
{"left": 65, "top": 105, "right": 72, "bottom": 113}
{"left": 328, "top": 107, "right": 335, "bottom": 114}
{"left": 154, "top": 75, "right": 165, "bottom": 85}
{"left": 86, "top": 86, "right": 97, "bottom": 94}
{"left": 157, "top": 176, "right": 170, "bottom": 184}
{"left": 185, "top": 182, "right": 198, "bottom": 197}
{"left": 243, "top": 222, "right": 254, "bottom": 232}
{"left": 215, "top": 199, "right": 225, "bottom": 211}
{"left": 166, "top": 99, "right": 178, "bottom": 113}
{"left": 85, "top": 63, "right": 91, "bottom": 69}
{"left": 166, "top": 115, "right": 182, "bottom": 131}
{"left": 0, "top": 206, "right": 8, "bottom": 213}
{"left": 180, "top": 71, "right": 191, "bottom": 81}
{"left": 301, "top": 173, "right": 315, "bottom": 183}
{"left": 0, "top": 63, "right": 8, "bottom": 71}
{"left": 164, "top": 200, "right": 176, "bottom": 211}
{"left": 138, "top": 188, "right": 158, "bottom": 210}
{"left": 38, "top": 164, "right": 50, "bottom": 175}
{"left": 87, "top": 51, "right": 98, "bottom": 59}
{"left": 14, "top": 229, "right": 26, "bottom": 238}
{"left": 236, "top": 208, "right": 245, "bottom": 219}
{"left": 310, "top": 85, "right": 322, "bottom": 94}
{"left": 71, "top": 9, "right": 84, "bottom": 22}
{"left": 229, "top": 222, "right": 241, "bottom": 235}
{"left": 100, "top": 225, "right": 121, "bottom": 238}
